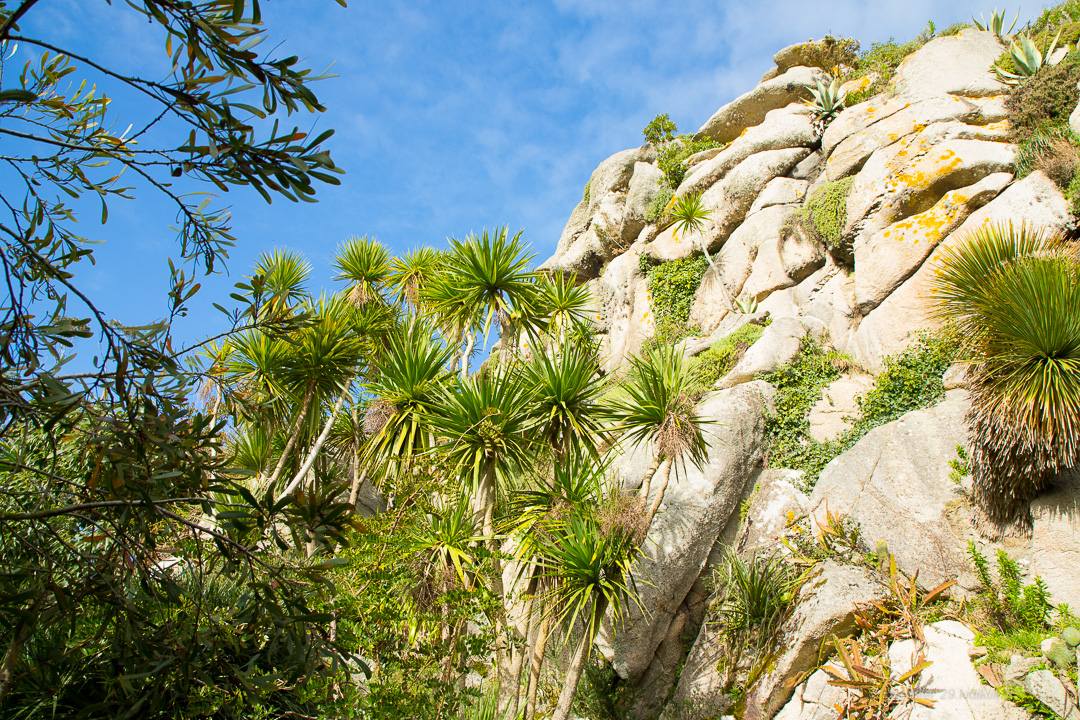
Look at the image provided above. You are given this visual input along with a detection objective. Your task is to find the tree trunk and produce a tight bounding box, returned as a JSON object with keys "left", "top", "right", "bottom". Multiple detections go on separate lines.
{"left": 698, "top": 240, "right": 733, "bottom": 310}
{"left": 280, "top": 387, "right": 348, "bottom": 498}
{"left": 261, "top": 380, "right": 316, "bottom": 493}
{"left": 460, "top": 330, "right": 475, "bottom": 379}
{"left": 476, "top": 461, "right": 511, "bottom": 702}
{"left": 551, "top": 596, "right": 609, "bottom": 720}
{"left": 638, "top": 453, "right": 664, "bottom": 505}
{"left": 524, "top": 613, "right": 552, "bottom": 719}
{"left": 348, "top": 401, "right": 365, "bottom": 507}
{"left": 643, "top": 456, "right": 675, "bottom": 529}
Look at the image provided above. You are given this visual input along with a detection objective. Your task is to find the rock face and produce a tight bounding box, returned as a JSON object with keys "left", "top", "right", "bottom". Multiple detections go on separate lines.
{"left": 809, "top": 391, "right": 973, "bottom": 591}
{"left": 888, "top": 30, "right": 1006, "bottom": 99}
{"left": 719, "top": 316, "right": 824, "bottom": 389}
{"left": 696, "top": 66, "right": 827, "bottom": 144}
{"left": 600, "top": 381, "right": 775, "bottom": 685}
{"left": 807, "top": 373, "right": 874, "bottom": 443}
{"left": 1030, "top": 473, "right": 1080, "bottom": 614}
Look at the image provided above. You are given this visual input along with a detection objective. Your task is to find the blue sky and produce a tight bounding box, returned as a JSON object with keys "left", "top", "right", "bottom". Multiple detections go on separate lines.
{"left": 9, "top": 0, "right": 1042, "bottom": 349}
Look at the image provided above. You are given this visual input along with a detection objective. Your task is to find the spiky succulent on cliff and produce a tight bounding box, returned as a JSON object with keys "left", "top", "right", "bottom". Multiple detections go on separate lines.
{"left": 931, "top": 222, "right": 1080, "bottom": 531}
{"left": 805, "top": 77, "right": 844, "bottom": 132}
{"left": 972, "top": 7, "right": 1019, "bottom": 43}
{"left": 996, "top": 31, "right": 1063, "bottom": 85}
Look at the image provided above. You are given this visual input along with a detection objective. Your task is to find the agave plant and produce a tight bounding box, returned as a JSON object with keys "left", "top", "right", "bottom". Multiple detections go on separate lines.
{"left": 805, "top": 76, "right": 844, "bottom": 131}
{"left": 606, "top": 343, "right": 709, "bottom": 529}
{"left": 996, "top": 30, "right": 1063, "bottom": 85}
{"left": 972, "top": 7, "right": 1019, "bottom": 43}
{"left": 735, "top": 296, "right": 759, "bottom": 314}
{"left": 931, "top": 223, "right": 1080, "bottom": 530}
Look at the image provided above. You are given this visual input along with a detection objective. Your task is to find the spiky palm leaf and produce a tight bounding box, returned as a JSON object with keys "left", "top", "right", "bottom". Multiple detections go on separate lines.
{"left": 249, "top": 247, "right": 312, "bottom": 320}
{"left": 972, "top": 7, "right": 1019, "bottom": 42}
{"left": 532, "top": 271, "right": 592, "bottom": 343}
{"left": 404, "top": 493, "right": 487, "bottom": 591}
{"left": 522, "top": 344, "right": 609, "bottom": 462}
{"left": 931, "top": 223, "right": 1080, "bottom": 529}
{"left": 387, "top": 247, "right": 444, "bottom": 312}
{"left": 332, "top": 235, "right": 391, "bottom": 307}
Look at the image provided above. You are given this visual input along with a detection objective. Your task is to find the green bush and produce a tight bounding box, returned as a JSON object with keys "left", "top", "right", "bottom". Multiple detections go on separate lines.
{"left": 686, "top": 322, "right": 767, "bottom": 400}
{"left": 786, "top": 35, "right": 861, "bottom": 72}
{"left": 940, "top": 21, "right": 974, "bottom": 36}
{"left": 643, "top": 113, "right": 678, "bottom": 146}
{"left": 789, "top": 176, "right": 856, "bottom": 249}
{"left": 658, "top": 134, "right": 722, "bottom": 189}
{"left": 1014, "top": 125, "right": 1080, "bottom": 188}
{"left": 645, "top": 185, "right": 674, "bottom": 224}
{"left": 1067, "top": 172, "right": 1080, "bottom": 215}
{"left": 583, "top": 179, "right": 591, "bottom": 204}
{"left": 638, "top": 254, "right": 709, "bottom": 352}
{"left": 1005, "top": 61, "right": 1080, "bottom": 143}
{"left": 1031, "top": 1, "right": 1080, "bottom": 35}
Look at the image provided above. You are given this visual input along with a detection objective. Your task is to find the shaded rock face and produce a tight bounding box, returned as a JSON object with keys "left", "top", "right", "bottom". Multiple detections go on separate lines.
{"left": 696, "top": 67, "right": 827, "bottom": 145}
{"left": 1031, "top": 473, "right": 1080, "bottom": 614}
{"left": 599, "top": 381, "right": 775, "bottom": 684}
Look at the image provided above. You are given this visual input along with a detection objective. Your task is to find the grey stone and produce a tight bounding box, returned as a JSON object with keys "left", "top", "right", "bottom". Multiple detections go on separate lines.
{"left": 791, "top": 150, "right": 824, "bottom": 182}
{"left": 600, "top": 382, "right": 775, "bottom": 682}
{"left": 749, "top": 177, "right": 810, "bottom": 215}
{"left": 626, "top": 161, "right": 665, "bottom": 225}
{"left": 736, "top": 468, "right": 809, "bottom": 556}
{"left": 587, "top": 145, "right": 658, "bottom": 214}
{"left": 1030, "top": 473, "right": 1080, "bottom": 617}
{"left": 808, "top": 373, "right": 874, "bottom": 443}
{"left": 593, "top": 246, "right": 654, "bottom": 373}
{"left": 697, "top": 66, "right": 828, "bottom": 145}
{"left": 778, "top": 219, "right": 826, "bottom": 284}
{"left": 810, "top": 391, "right": 973, "bottom": 591}
{"left": 889, "top": 29, "right": 1006, "bottom": 100}
{"left": 853, "top": 172, "right": 1071, "bottom": 371}
{"left": 719, "top": 316, "right": 825, "bottom": 389}
{"left": 744, "top": 561, "right": 883, "bottom": 720}
{"left": 1003, "top": 654, "right": 1041, "bottom": 686}
{"left": 1024, "top": 670, "right": 1079, "bottom": 720}
{"left": 852, "top": 172, "right": 1012, "bottom": 314}
{"left": 740, "top": 235, "right": 797, "bottom": 303}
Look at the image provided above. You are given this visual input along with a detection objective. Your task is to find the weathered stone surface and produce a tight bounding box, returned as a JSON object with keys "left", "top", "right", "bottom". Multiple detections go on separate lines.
{"left": 682, "top": 105, "right": 816, "bottom": 198}
{"left": 889, "top": 29, "right": 1006, "bottom": 100}
{"left": 688, "top": 267, "right": 733, "bottom": 335}
{"left": 587, "top": 145, "right": 657, "bottom": 214}
{"left": 697, "top": 66, "right": 827, "bottom": 145}
{"left": 778, "top": 220, "right": 826, "bottom": 284}
{"left": 801, "top": 266, "right": 858, "bottom": 355}
{"left": 845, "top": 135, "right": 1016, "bottom": 245}
{"left": 601, "top": 382, "right": 775, "bottom": 682}
{"left": 853, "top": 172, "right": 1071, "bottom": 370}
{"left": 736, "top": 468, "right": 809, "bottom": 556}
{"left": 744, "top": 562, "right": 882, "bottom": 720}
{"left": 749, "top": 177, "right": 809, "bottom": 215}
{"left": 1030, "top": 473, "right": 1080, "bottom": 616}
{"left": 772, "top": 39, "right": 854, "bottom": 75}
{"left": 681, "top": 311, "right": 770, "bottom": 358}
{"left": 808, "top": 373, "right": 874, "bottom": 443}
{"left": 891, "top": 621, "right": 1029, "bottom": 720}
{"left": 773, "top": 666, "right": 843, "bottom": 720}
{"left": 809, "top": 391, "right": 973, "bottom": 591}
{"left": 823, "top": 95, "right": 986, "bottom": 182}
{"left": 741, "top": 235, "right": 797, "bottom": 303}
{"left": 1024, "top": 670, "right": 1079, "bottom": 720}
{"left": 719, "top": 316, "right": 824, "bottom": 389}
{"left": 791, "top": 149, "right": 824, "bottom": 182}
{"left": 593, "top": 247, "right": 654, "bottom": 373}
{"left": 626, "top": 161, "right": 665, "bottom": 225}
{"left": 685, "top": 146, "right": 723, "bottom": 168}
{"left": 649, "top": 149, "right": 808, "bottom": 262}
{"left": 853, "top": 172, "right": 1012, "bottom": 314}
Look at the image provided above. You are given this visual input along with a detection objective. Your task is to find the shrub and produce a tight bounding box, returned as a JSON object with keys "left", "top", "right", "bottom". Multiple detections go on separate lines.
{"left": 712, "top": 550, "right": 800, "bottom": 640}
{"left": 657, "top": 134, "right": 722, "bottom": 189}
{"left": 1005, "top": 61, "right": 1080, "bottom": 143}
{"left": 645, "top": 185, "right": 674, "bottom": 224}
{"left": 969, "top": 543, "right": 1056, "bottom": 634}
{"left": 642, "top": 113, "right": 678, "bottom": 146}
{"left": 686, "top": 322, "right": 767, "bottom": 400}
{"left": 1067, "top": 172, "right": 1080, "bottom": 214}
{"left": 786, "top": 35, "right": 861, "bottom": 72}
{"left": 940, "top": 21, "right": 974, "bottom": 36}
{"left": 583, "top": 179, "right": 591, "bottom": 204}
{"left": 787, "top": 176, "right": 856, "bottom": 251}
{"left": 643, "top": 254, "right": 709, "bottom": 328}
{"left": 1014, "top": 125, "right": 1080, "bottom": 186}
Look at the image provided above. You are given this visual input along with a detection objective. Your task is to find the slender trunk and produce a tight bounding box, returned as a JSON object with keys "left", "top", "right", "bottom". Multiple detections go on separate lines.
{"left": 460, "top": 330, "right": 475, "bottom": 379}
{"left": 476, "top": 461, "right": 511, "bottom": 701}
{"left": 643, "top": 456, "right": 675, "bottom": 529}
{"left": 551, "top": 597, "right": 609, "bottom": 720}
{"left": 638, "top": 453, "right": 663, "bottom": 504}
{"left": 348, "top": 402, "right": 365, "bottom": 507}
{"left": 524, "top": 613, "right": 552, "bottom": 719}
{"left": 280, "top": 388, "right": 348, "bottom": 498}
{"left": 503, "top": 572, "right": 537, "bottom": 718}
{"left": 0, "top": 594, "right": 43, "bottom": 707}
{"left": 262, "top": 380, "right": 316, "bottom": 493}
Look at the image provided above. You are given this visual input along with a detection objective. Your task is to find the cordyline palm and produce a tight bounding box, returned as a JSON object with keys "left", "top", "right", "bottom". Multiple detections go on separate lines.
{"left": 388, "top": 247, "right": 444, "bottom": 313}
{"left": 504, "top": 454, "right": 608, "bottom": 720}
{"left": 521, "top": 343, "right": 609, "bottom": 463}
{"left": 429, "top": 364, "right": 538, "bottom": 708}
{"left": 363, "top": 318, "right": 453, "bottom": 483}
{"left": 931, "top": 222, "right": 1080, "bottom": 531}
{"left": 248, "top": 247, "right": 312, "bottom": 321}
{"left": 606, "top": 343, "right": 709, "bottom": 529}
{"left": 663, "top": 192, "right": 732, "bottom": 310}
{"left": 532, "top": 271, "right": 593, "bottom": 347}
{"left": 332, "top": 235, "right": 391, "bottom": 307}
{"left": 537, "top": 513, "right": 643, "bottom": 720}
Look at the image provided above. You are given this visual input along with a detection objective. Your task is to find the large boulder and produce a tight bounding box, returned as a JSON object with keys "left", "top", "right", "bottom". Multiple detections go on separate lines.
{"left": 889, "top": 29, "right": 1006, "bottom": 100}
{"left": 587, "top": 145, "right": 657, "bottom": 214}
{"left": 593, "top": 246, "right": 655, "bottom": 373}
{"left": 808, "top": 372, "right": 875, "bottom": 443}
{"left": 697, "top": 66, "right": 828, "bottom": 144}
{"left": 853, "top": 172, "right": 1012, "bottom": 314}
{"left": 719, "top": 316, "right": 824, "bottom": 389}
{"left": 773, "top": 666, "right": 844, "bottom": 720}
{"left": 649, "top": 148, "right": 809, "bottom": 262}
{"left": 778, "top": 220, "right": 827, "bottom": 284}
{"left": 853, "top": 172, "right": 1071, "bottom": 370}
{"left": 1030, "top": 473, "right": 1080, "bottom": 615}
{"left": 626, "top": 161, "right": 665, "bottom": 226}
{"left": 809, "top": 391, "right": 973, "bottom": 592}
{"left": 750, "top": 177, "right": 810, "bottom": 215}
{"left": 740, "top": 233, "right": 798, "bottom": 303}
{"left": 682, "top": 105, "right": 816, "bottom": 197}
{"left": 744, "top": 562, "right": 883, "bottom": 720}
{"left": 600, "top": 381, "right": 775, "bottom": 682}
{"left": 736, "top": 468, "right": 809, "bottom": 556}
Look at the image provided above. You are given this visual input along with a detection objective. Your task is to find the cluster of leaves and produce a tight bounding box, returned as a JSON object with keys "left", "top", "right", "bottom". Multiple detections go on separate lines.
{"left": 785, "top": 176, "right": 857, "bottom": 252}
{"left": 657, "top": 135, "right": 722, "bottom": 190}
{"left": 685, "top": 322, "right": 766, "bottom": 400}
{"left": 572, "top": 657, "right": 636, "bottom": 720}
{"left": 764, "top": 333, "right": 956, "bottom": 488}
{"left": 968, "top": 543, "right": 1056, "bottom": 641}
{"left": 645, "top": 186, "right": 675, "bottom": 224}
{"left": 790, "top": 35, "right": 861, "bottom": 72}
{"left": 638, "top": 254, "right": 709, "bottom": 350}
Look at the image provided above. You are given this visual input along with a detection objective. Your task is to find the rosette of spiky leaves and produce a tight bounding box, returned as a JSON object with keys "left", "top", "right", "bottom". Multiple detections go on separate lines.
{"left": 429, "top": 364, "right": 537, "bottom": 509}
{"left": 805, "top": 77, "right": 844, "bottom": 129}
{"left": 665, "top": 191, "right": 712, "bottom": 242}
{"left": 281, "top": 294, "right": 367, "bottom": 405}
{"left": 219, "top": 328, "right": 295, "bottom": 424}
{"left": 532, "top": 271, "right": 593, "bottom": 344}
{"left": 521, "top": 344, "right": 609, "bottom": 462}
{"left": 363, "top": 318, "right": 454, "bottom": 479}
{"left": 246, "top": 247, "right": 312, "bottom": 321}
{"left": 605, "top": 343, "right": 708, "bottom": 474}
{"left": 440, "top": 227, "right": 539, "bottom": 350}
{"left": 388, "top": 247, "right": 444, "bottom": 312}
{"left": 332, "top": 235, "right": 391, "bottom": 307}
{"left": 931, "top": 222, "right": 1080, "bottom": 529}
{"left": 229, "top": 424, "right": 278, "bottom": 475}
{"left": 405, "top": 492, "right": 488, "bottom": 598}
{"left": 996, "top": 31, "right": 1062, "bottom": 85}
{"left": 973, "top": 7, "right": 1018, "bottom": 42}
